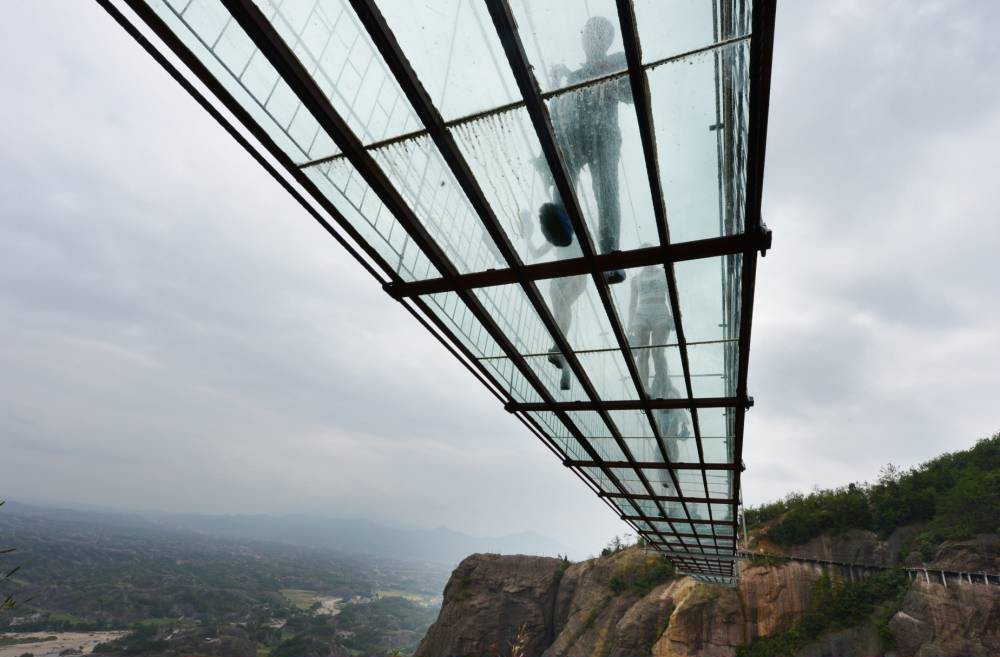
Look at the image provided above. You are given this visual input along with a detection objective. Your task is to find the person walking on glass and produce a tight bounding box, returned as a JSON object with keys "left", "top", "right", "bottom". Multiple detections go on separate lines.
{"left": 536, "top": 15, "right": 633, "bottom": 285}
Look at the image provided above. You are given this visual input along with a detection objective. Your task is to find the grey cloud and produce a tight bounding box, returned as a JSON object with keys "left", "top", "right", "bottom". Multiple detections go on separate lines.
{"left": 2, "top": 1, "right": 999, "bottom": 552}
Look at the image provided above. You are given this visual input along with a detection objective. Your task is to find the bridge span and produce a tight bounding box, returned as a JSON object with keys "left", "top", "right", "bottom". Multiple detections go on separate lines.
{"left": 98, "top": 0, "right": 776, "bottom": 584}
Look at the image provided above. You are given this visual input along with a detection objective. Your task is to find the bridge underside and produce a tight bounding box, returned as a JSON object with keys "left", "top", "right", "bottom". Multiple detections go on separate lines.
{"left": 101, "top": 0, "right": 775, "bottom": 584}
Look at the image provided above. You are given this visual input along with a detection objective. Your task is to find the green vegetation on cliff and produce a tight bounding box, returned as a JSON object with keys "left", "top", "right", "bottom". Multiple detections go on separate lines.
{"left": 746, "top": 434, "right": 1000, "bottom": 554}
{"left": 735, "top": 569, "right": 910, "bottom": 657}
{"left": 608, "top": 553, "right": 676, "bottom": 596}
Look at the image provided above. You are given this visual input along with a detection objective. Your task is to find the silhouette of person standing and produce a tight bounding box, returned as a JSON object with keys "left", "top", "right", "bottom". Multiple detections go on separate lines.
{"left": 540, "top": 16, "right": 633, "bottom": 285}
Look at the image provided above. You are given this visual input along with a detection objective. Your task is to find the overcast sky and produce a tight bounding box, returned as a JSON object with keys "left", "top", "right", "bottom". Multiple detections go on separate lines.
{"left": 1, "top": 1, "right": 998, "bottom": 555}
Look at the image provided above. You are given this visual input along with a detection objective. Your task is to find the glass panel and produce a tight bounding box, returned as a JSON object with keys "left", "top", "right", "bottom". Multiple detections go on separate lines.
{"left": 623, "top": 437, "right": 662, "bottom": 463}
{"left": 420, "top": 292, "right": 544, "bottom": 403}
{"left": 538, "top": 274, "right": 616, "bottom": 346}
{"left": 694, "top": 523, "right": 716, "bottom": 537}
{"left": 696, "top": 407, "right": 731, "bottom": 441}
{"left": 712, "top": 504, "right": 734, "bottom": 521}
{"left": 714, "top": 524, "right": 735, "bottom": 537}
{"left": 609, "top": 410, "right": 653, "bottom": 439}
{"left": 687, "top": 341, "right": 734, "bottom": 397}
{"left": 150, "top": 0, "right": 337, "bottom": 163}
{"left": 529, "top": 411, "right": 591, "bottom": 462}
{"left": 675, "top": 255, "right": 740, "bottom": 343}
{"left": 567, "top": 411, "right": 609, "bottom": 439}
{"left": 657, "top": 521, "right": 690, "bottom": 533}
{"left": 367, "top": 135, "right": 506, "bottom": 274}
{"left": 633, "top": 0, "right": 752, "bottom": 65}
{"left": 702, "top": 436, "right": 734, "bottom": 464}
{"left": 581, "top": 437, "right": 626, "bottom": 462}
{"left": 304, "top": 161, "right": 438, "bottom": 280}
{"left": 648, "top": 40, "right": 749, "bottom": 242}
{"left": 663, "top": 433, "right": 699, "bottom": 463}
{"left": 611, "top": 468, "right": 651, "bottom": 496}
{"left": 706, "top": 472, "right": 733, "bottom": 499}
{"left": 376, "top": 0, "right": 522, "bottom": 121}
{"left": 532, "top": 275, "right": 638, "bottom": 399}
{"left": 611, "top": 497, "right": 633, "bottom": 516}
{"left": 509, "top": 0, "right": 629, "bottom": 93}
{"left": 676, "top": 471, "right": 707, "bottom": 498}
{"left": 581, "top": 467, "right": 615, "bottom": 494}
{"left": 254, "top": 0, "right": 421, "bottom": 147}
{"left": 684, "top": 501, "right": 710, "bottom": 520}
{"left": 450, "top": 108, "right": 565, "bottom": 268}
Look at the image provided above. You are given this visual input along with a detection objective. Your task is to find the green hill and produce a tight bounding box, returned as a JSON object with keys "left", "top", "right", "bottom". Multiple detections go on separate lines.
{"left": 746, "top": 433, "right": 1000, "bottom": 559}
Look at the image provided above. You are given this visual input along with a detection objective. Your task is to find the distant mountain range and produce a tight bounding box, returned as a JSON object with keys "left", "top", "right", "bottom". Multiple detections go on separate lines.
{"left": 3, "top": 500, "right": 573, "bottom": 564}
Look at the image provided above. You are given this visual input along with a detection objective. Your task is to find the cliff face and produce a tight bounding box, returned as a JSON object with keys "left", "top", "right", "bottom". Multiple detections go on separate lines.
{"left": 415, "top": 554, "right": 563, "bottom": 657}
{"left": 415, "top": 538, "right": 1000, "bottom": 657}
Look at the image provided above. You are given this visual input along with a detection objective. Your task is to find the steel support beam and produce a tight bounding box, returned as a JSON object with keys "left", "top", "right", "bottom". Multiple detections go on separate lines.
{"left": 731, "top": 0, "right": 777, "bottom": 515}
{"left": 650, "top": 548, "right": 741, "bottom": 562}
{"left": 622, "top": 515, "right": 737, "bottom": 527}
{"left": 602, "top": 492, "right": 736, "bottom": 505}
{"left": 384, "top": 232, "right": 760, "bottom": 298}
{"left": 566, "top": 460, "right": 739, "bottom": 471}
{"left": 507, "top": 396, "right": 742, "bottom": 413}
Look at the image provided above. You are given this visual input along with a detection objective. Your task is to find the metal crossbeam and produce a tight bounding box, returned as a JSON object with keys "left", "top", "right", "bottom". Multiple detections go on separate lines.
{"left": 385, "top": 232, "right": 763, "bottom": 298}
{"left": 566, "top": 460, "right": 739, "bottom": 471}
{"left": 602, "top": 492, "right": 736, "bottom": 504}
{"left": 650, "top": 547, "right": 741, "bottom": 561}
{"left": 622, "top": 515, "right": 737, "bottom": 527}
{"left": 507, "top": 396, "right": 742, "bottom": 412}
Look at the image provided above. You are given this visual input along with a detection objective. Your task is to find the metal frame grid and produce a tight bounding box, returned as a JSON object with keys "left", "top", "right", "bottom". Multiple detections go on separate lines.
{"left": 98, "top": 0, "right": 775, "bottom": 584}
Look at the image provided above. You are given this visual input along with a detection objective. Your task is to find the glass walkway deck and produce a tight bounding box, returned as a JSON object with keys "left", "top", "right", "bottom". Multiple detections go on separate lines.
{"left": 98, "top": 0, "right": 775, "bottom": 585}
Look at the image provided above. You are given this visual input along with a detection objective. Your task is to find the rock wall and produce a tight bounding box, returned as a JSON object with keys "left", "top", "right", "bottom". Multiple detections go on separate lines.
{"left": 414, "top": 553, "right": 563, "bottom": 657}
{"left": 416, "top": 538, "right": 1000, "bottom": 657}
{"left": 890, "top": 579, "right": 1000, "bottom": 657}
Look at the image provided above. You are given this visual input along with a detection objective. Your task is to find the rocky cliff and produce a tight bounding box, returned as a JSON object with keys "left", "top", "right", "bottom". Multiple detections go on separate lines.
{"left": 415, "top": 537, "right": 1000, "bottom": 657}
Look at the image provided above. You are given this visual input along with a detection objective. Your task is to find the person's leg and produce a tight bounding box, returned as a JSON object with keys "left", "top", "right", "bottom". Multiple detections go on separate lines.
{"left": 549, "top": 276, "right": 586, "bottom": 390}
{"left": 591, "top": 145, "right": 624, "bottom": 283}
{"left": 549, "top": 278, "right": 573, "bottom": 368}
{"left": 592, "top": 149, "right": 621, "bottom": 254}
{"left": 630, "top": 310, "right": 653, "bottom": 391}
{"left": 546, "top": 153, "right": 583, "bottom": 370}
{"left": 648, "top": 307, "right": 672, "bottom": 398}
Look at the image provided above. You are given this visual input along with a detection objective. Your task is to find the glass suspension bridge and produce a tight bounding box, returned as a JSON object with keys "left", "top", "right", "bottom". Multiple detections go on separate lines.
{"left": 97, "top": 0, "right": 776, "bottom": 586}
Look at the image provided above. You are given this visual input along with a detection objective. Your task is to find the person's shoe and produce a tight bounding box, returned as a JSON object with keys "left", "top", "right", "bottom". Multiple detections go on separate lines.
{"left": 560, "top": 367, "right": 571, "bottom": 391}
{"left": 604, "top": 268, "right": 626, "bottom": 285}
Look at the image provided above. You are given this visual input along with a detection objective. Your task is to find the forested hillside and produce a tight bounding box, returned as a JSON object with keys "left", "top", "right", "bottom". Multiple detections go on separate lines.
{"left": 746, "top": 433, "right": 1000, "bottom": 558}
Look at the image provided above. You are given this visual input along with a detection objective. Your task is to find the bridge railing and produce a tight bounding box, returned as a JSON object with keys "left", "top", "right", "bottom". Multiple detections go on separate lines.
{"left": 736, "top": 551, "right": 1000, "bottom": 588}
